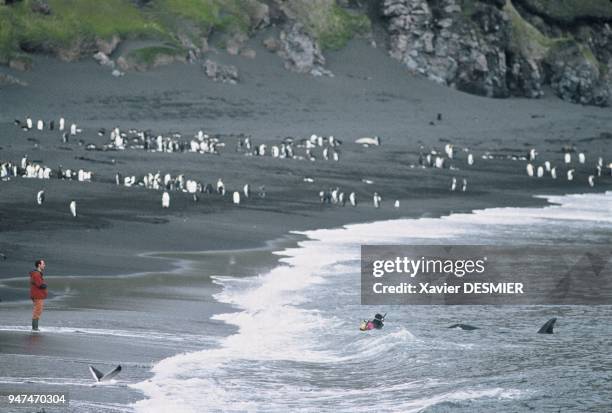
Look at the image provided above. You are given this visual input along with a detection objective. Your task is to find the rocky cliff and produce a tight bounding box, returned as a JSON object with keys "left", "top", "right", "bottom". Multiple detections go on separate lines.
{"left": 1, "top": 0, "right": 610, "bottom": 106}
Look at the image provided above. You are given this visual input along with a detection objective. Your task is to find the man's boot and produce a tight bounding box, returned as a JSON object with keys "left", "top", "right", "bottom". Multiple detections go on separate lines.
{"left": 32, "top": 319, "right": 39, "bottom": 331}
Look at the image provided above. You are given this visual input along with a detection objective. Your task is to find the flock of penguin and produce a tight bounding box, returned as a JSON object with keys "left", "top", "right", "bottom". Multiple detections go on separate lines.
{"left": 4, "top": 115, "right": 611, "bottom": 217}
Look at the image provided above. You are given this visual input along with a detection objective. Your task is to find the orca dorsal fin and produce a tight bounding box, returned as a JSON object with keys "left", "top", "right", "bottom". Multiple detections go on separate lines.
{"left": 89, "top": 365, "right": 122, "bottom": 382}
{"left": 537, "top": 318, "right": 557, "bottom": 334}
{"left": 89, "top": 366, "right": 104, "bottom": 382}
{"left": 102, "top": 365, "right": 122, "bottom": 381}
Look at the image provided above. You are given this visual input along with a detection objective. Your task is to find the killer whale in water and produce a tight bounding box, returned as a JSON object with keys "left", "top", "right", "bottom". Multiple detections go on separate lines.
{"left": 447, "top": 323, "right": 479, "bottom": 330}
{"left": 89, "top": 365, "right": 122, "bottom": 382}
{"left": 537, "top": 318, "right": 556, "bottom": 334}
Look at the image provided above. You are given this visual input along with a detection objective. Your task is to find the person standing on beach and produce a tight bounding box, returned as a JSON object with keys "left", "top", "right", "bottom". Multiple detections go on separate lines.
{"left": 30, "top": 259, "right": 48, "bottom": 331}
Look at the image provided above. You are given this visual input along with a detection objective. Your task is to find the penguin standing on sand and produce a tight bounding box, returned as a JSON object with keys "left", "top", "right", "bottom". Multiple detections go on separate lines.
{"left": 526, "top": 163, "right": 534, "bottom": 177}
{"left": 450, "top": 177, "right": 457, "bottom": 191}
{"left": 233, "top": 191, "right": 241, "bottom": 205}
{"left": 243, "top": 184, "right": 250, "bottom": 198}
{"left": 59, "top": 117, "right": 65, "bottom": 131}
{"left": 162, "top": 192, "right": 170, "bottom": 208}
{"left": 217, "top": 179, "right": 225, "bottom": 196}
{"left": 349, "top": 192, "right": 357, "bottom": 207}
{"left": 36, "top": 190, "right": 45, "bottom": 205}
{"left": 467, "top": 153, "right": 474, "bottom": 166}
{"left": 462, "top": 178, "right": 467, "bottom": 192}
{"left": 588, "top": 175, "right": 595, "bottom": 187}
{"left": 69, "top": 201, "right": 77, "bottom": 217}
{"left": 373, "top": 192, "right": 381, "bottom": 208}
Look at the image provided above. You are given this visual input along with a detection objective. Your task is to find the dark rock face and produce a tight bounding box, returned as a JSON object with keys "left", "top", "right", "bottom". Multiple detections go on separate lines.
{"left": 278, "top": 23, "right": 333, "bottom": 77}
{"left": 545, "top": 42, "right": 610, "bottom": 106}
{"left": 382, "top": 0, "right": 510, "bottom": 98}
{"left": 381, "top": 0, "right": 612, "bottom": 106}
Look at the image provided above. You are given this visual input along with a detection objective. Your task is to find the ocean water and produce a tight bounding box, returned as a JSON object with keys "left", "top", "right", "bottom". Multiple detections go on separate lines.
{"left": 131, "top": 191, "right": 612, "bottom": 413}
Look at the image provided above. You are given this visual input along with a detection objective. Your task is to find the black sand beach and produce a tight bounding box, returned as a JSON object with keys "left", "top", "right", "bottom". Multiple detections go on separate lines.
{"left": 1, "top": 38, "right": 611, "bottom": 411}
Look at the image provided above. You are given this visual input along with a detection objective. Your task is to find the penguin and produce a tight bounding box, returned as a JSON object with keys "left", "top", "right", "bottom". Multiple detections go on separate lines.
{"left": 70, "top": 123, "right": 77, "bottom": 136}
{"left": 37, "top": 120, "right": 44, "bottom": 131}
{"left": 333, "top": 151, "right": 339, "bottom": 162}
{"left": 450, "top": 177, "right": 457, "bottom": 191}
{"left": 373, "top": 192, "right": 381, "bottom": 208}
{"left": 349, "top": 192, "right": 357, "bottom": 207}
{"left": 467, "top": 153, "right": 474, "bottom": 166}
{"left": 564, "top": 153, "right": 571, "bottom": 164}
{"left": 26, "top": 117, "right": 33, "bottom": 129}
{"left": 444, "top": 144, "right": 454, "bottom": 159}
{"left": 59, "top": 117, "right": 65, "bottom": 131}
{"left": 233, "top": 191, "right": 241, "bottom": 205}
{"left": 551, "top": 167, "right": 557, "bottom": 179}
{"left": 243, "top": 184, "right": 250, "bottom": 198}
{"left": 462, "top": 178, "right": 467, "bottom": 192}
{"left": 528, "top": 148, "right": 537, "bottom": 161}
{"left": 217, "top": 179, "right": 225, "bottom": 195}
{"left": 544, "top": 161, "right": 551, "bottom": 172}
{"left": 537, "top": 166, "right": 544, "bottom": 178}
{"left": 526, "top": 163, "right": 534, "bottom": 177}
{"left": 69, "top": 201, "right": 77, "bottom": 217}
{"left": 36, "top": 190, "right": 45, "bottom": 205}
{"left": 588, "top": 175, "right": 594, "bottom": 187}
{"left": 394, "top": 200, "right": 400, "bottom": 208}
{"left": 567, "top": 169, "right": 575, "bottom": 181}
{"left": 578, "top": 153, "right": 585, "bottom": 164}
{"left": 162, "top": 192, "right": 170, "bottom": 208}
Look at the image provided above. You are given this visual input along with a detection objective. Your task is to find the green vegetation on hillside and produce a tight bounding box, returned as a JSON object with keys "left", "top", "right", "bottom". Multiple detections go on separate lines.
{"left": 515, "top": 0, "right": 612, "bottom": 23}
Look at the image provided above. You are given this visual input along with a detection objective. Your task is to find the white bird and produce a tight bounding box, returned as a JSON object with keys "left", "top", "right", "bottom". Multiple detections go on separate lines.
{"left": 243, "top": 184, "right": 250, "bottom": 198}
{"left": 349, "top": 192, "right": 356, "bottom": 207}
{"left": 333, "top": 151, "right": 339, "bottom": 162}
{"left": 70, "top": 123, "right": 77, "bottom": 136}
{"left": 537, "top": 166, "right": 544, "bottom": 178}
{"left": 59, "top": 117, "right": 65, "bottom": 131}
{"left": 567, "top": 169, "right": 574, "bottom": 181}
{"left": 588, "top": 175, "right": 594, "bottom": 187}
{"left": 69, "top": 201, "right": 77, "bottom": 217}
{"left": 597, "top": 157, "right": 603, "bottom": 168}
{"left": 233, "top": 191, "right": 241, "bottom": 205}
{"left": 551, "top": 167, "right": 557, "bottom": 179}
{"left": 544, "top": 161, "right": 551, "bottom": 172}
{"left": 37, "top": 120, "right": 44, "bottom": 131}
{"left": 564, "top": 153, "right": 571, "bottom": 164}
{"left": 162, "top": 192, "right": 170, "bottom": 208}
{"left": 450, "top": 177, "right": 457, "bottom": 191}
{"left": 26, "top": 117, "right": 33, "bottom": 129}
{"left": 462, "top": 178, "right": 467, "bottom": 192}
{"left": 394, "top": 200, "right": 400, "bottom": 208}
{"left": 578, "top": 153, "right": 585, "bottom": 164}
{"left": 526, "top": 163, "right": 534, "bottom": 177}
{"left": 36, "top": 190, "right": 44, "bottom": 205}
{"left": 467, "top": 153, "right": 474, "bottom": 166}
